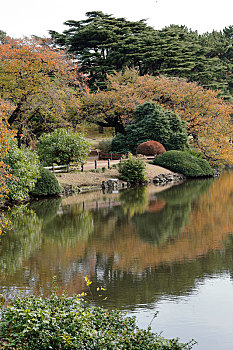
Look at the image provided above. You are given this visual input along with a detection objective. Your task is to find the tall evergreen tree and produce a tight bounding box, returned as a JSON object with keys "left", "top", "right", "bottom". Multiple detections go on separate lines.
{"left": 200, "top": 27, "right": 233, "bottom": 98}
{"left": 50, "top": 13, "right": 233, "bottom": 97}
{"left": 50, "top": 11, "right": 155, "bottom": 90}
{"left": 154, "top": 26, "right": 227, "bottom": 92}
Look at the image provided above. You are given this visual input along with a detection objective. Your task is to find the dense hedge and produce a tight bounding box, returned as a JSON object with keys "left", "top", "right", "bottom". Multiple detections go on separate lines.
{"left": 0, "top": 293, "right": 195, "bottom": 350}
{"left": 154, "top": 150, "right": 214, "bottom": 177}
{"left": 30, "top": 168, "right": 62, "bottom": 197}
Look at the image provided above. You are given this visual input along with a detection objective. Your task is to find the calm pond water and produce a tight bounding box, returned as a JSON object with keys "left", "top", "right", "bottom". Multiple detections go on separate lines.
{"left": 1, "top": 171, "right": 233, "bottom": 349}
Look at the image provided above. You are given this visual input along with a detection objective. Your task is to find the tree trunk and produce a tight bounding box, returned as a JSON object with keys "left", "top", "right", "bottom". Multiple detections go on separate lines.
{"left": 97, "top": 119, "right": 126, "bottom": 135}
{"left": 114, "top": 123, "right": 126, "bottom": 135}
{"left": 8, "top": 96, "right": 27, "bottom": 126}
{"left": 16, "top": 127, "right": 23, "bottom": 148}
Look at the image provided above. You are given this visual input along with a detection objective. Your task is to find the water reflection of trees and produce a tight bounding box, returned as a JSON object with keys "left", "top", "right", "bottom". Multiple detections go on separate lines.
{"left": 93, "top": 243, "right": 233, "bottom": 310}
{"left": 157, "top": 179, "right": 214, "bottom": 206}
{"left": 0, "top": 198, "right": 93, "bottom": 280}
{"left": 91, "top": 174, "right": 233, "bottom": 309}
{"left": 3, "top": 172, "right": 233, "bottom": 309}
{"left": 0, "top": 205, "right": 42, "bottom": 275}
{"left": 30, "top": 198, "right": 62, "bottom": 226}
{"left": 133, "top": 207, "right": 190, "bottom": 245}
{"left": 44, "top": 210, "right": 94, "bottom": 247}
{"left": 120, "top": 187, "right": 149, "bottom": 216}
{"left": 1, "top": 179, "right": 214, "bottom": 286}
{"left": 132, "top": 179, "right": 213, "bottom": 245}
{"left": 31, "top": 198, "right": 94, "bottom": 246}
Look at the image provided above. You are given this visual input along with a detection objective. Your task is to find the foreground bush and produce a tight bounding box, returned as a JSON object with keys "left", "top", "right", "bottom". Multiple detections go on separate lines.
{"left": 30, "top": 168, "right": 62, "bottom": 197}
{"left": 154, "top": 150, "right": 214, "bottom": 177}
{"left": 0, "top": 294, "right": 195, "bottom": 350}
{"left": 136, "top": 140, "right": 166, "bottom": 156}
{"left": 118, "top": 154, "right": 147, "bottom": 184}
{"left": 4, "top": 140, "right": 40, "bottom": 201}
{"left": 38, "top": 128, "right": 90, "bottom": 166}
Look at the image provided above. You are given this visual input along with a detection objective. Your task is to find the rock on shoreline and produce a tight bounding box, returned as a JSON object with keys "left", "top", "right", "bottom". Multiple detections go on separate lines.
{"left": 153, "top": 173, "right": 185, "bottom": 185}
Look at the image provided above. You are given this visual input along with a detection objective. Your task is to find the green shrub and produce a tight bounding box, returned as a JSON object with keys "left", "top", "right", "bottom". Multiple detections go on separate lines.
{"left": 185, "top": 149, "right": 204, "bottom": 159}
{"left": 118, "top": 154, "right": 147, "bottom": 184}
{"left": 98, "top": 139, "right": 112, "bottom": 152}
{"left": 89, "top": 168, "right": 102, "bottom": 173}
{"left": 111, "top": 102, "right": 189, "bottom": 154}
{"left": 0, "top": 293, "right": 195, "bottom": 350}
{"left": 154, "top": 150, "right": 214, "bottom": 177}
{"left": 111, "top": 132, "right": 129, "bottom": 154}
{"left": 30, "top": 168, "right": 62, "bottom": 197}
{"left": 4, "top": 140, "right": 40, "bottom": 201}
{"left": 37, "top": 128, "right": 90, "bottom": 166}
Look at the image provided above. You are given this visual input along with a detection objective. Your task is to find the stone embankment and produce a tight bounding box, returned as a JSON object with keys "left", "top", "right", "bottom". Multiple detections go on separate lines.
{"left": 62, "top": 179, "right": 127, "bottom": 195}
{"left": 102, "top": 178, "right": 127, "bottom": 190}
{"left": 153, "top": 173, "right": 185, "bottom": 185}
{"left": 153, "top": 168, "right": 220, "bottom": 186}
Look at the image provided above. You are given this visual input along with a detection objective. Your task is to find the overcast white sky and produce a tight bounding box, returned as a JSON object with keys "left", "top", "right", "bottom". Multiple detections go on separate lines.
{"left": 1, "top": 0, "right": 233, "bottom": 38}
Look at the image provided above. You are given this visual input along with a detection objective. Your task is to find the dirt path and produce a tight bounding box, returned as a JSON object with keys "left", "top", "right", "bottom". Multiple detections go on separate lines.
{"left": 56, "top": 163, "right": 175, "bottom": 187}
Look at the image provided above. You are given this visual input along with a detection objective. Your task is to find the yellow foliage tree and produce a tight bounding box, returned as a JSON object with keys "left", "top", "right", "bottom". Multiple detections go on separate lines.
{"left": 0, "top": 37, "right": 88, "bottom": 143}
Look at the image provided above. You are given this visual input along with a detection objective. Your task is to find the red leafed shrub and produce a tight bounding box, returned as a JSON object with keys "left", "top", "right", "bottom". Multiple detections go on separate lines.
{"left": 136, "top": 141, "right": 166, "bottom": 156}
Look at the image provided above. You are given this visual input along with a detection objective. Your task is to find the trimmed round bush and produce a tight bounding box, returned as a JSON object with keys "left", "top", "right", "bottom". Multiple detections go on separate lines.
{"left": 136, "top": 140, "right": 166, "bottom": 156}
{"left": 30, "top": 168, "right": 62, "bottom": 197}
{"left": 154, "top": 150, "right": 214, "bottom": 177}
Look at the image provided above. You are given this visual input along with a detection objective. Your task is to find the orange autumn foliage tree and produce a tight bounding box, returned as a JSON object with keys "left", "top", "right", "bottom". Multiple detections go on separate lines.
{"left": 81, "top": 69, "right": 233, "bottom": 165}
{"left": 80, "top": 69, "right": 152, "bottom": 134}
{"left": 0, "top": 99, "right": 15, "bottom": 234}
{"left": 149, "top": 76, "right": 233, "bottom": 165}
{"left": 0, "top": 37, "right": 88, "bottom": 142}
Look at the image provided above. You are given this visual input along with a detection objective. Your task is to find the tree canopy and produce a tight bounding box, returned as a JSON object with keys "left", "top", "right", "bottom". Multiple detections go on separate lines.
{"left": 50, "top": 11, "right": 155, "bottom": 90}
{"left": 81, "top": 69, "right": 233, "bottom": 165}
{"left": 0, "top": 37, "right": 88, "bottom": 144}
{"left": 80, "top": 69, "right": 150, "bottom": 134}
{"left": 4, "top": 140, "right": 40, "bottom": 202}
{"left": 50, "top": 12, "right": 233, "bottom": 97}
{"left": 111, "top": 101, "right": 189, "bottom": 154}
